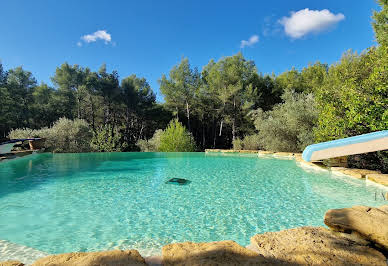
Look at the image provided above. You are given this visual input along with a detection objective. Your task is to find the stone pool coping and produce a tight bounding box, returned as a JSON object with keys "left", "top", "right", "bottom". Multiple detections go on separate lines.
{"left": 205, "top": 149, "right": 388, "bottom": 188}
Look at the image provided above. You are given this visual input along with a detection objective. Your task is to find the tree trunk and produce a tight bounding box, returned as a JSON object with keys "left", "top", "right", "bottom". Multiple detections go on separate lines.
{"left": 186, "top": 101, "right": 191, "bottom": 131}
{"left": 202, "top": 118, "right": 206, "bottom": 149}
{"left": 219, "top": 120, "right": 223, "bottom": 137}
{"left": 232, "top": 98, "right": 236, "bottom": 141}
{"left": 90, "top": 95, "right": 96, "bottom": 131}
{"left": 77, "top": 96, "right": 81, "bottom": 119}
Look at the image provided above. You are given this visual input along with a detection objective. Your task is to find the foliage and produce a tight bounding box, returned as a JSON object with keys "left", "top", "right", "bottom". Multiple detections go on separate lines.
{"left": 8, "top": 128, "right": 41, "bottom": 139}
{"left": 8, "top": 118, "right": 92, "bottom": 153}
{"left": 251, "top": 91, "right": 318, "bottom": 152}
{"left": 91, "top": 125, "right": 127, "bottom": 152}
{"left": 0, "top": 62, "right": 170, "bottom": 151}
{"left": 232, "top": 134, "right": 262, "bottom": 150}
{"left": 373, "top": 0, "right": 388, "bottom": 46}
{"left": 44, "top": 118, "right": 92, "bottom": 153}
{"left": 314, "top": 48, "right": 388, "bottom": 142}
{"left": 136, "top": 129, "right": 163, "bottom": 152}
{"left": 159, "top": 119, "right": 196, "bottom": 152}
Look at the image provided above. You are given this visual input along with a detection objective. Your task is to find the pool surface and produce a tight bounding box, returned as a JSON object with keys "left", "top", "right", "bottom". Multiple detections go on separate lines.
{"left": 0, "top": 152, "right": 386, "bottom": 257}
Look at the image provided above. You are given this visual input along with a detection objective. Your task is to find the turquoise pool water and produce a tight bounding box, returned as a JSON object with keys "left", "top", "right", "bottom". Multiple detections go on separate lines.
{"left": 0, "top": 152, "right": 387, "bottom": 256}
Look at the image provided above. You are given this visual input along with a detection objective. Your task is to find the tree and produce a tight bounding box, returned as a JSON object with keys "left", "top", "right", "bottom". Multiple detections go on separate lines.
{"left": 159, "top": 119, "right": 196, "bottom": 152}
{"left": 91, "top": 124, "right": 127, "bottom": 152}
{"left": 7, "top": 67, "right": 37, "bottom": 128}
{"left": 120, "top": 75, "right": 156, "bottom": 148}
{"left": 96, "top": 64, "right": 120, "bottom": 127}
{"left": 52, "top": 63, "right": 87, "bottom": 119}
{"left": 373, "top": 0, "right": 388, "bottom": 46}
{"left": 159, "top": 58, "right": 200, "bottom": 130}
{"left": 251, "top": 91, "right": 318, "bottom": 152}
{"left": 314, "top": 49, "right": 388, "bottom": 141}
{"left": 203, "top": 53, "right": 257, "bottom": 142}
{"left": 30, "top": 83, "right": 59, "bottom": 129}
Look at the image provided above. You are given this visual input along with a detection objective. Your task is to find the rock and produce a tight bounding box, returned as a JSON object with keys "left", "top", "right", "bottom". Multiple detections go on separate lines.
{"left": 0, "top": 261, "right": 24, "bottom": 266}
{"left": 366, "top": 173, "right": 388, "bottom": 186}
{"left": 324, "top": 205, "right": 388, "bottom": 250}
{"left": 379, "top": 204, "right": 388, "bottom": 213}
{"left": 331, "top": 167, "right": 362, "bottom": 179}
{"left": 32, "top": 250, "right": 146, "bottom": 266}
{"left": 273, "top": 152, "right": 295, "bottom": 157}
{"left": 162, "top": 240, "right": 271, "bottom": 265}
{"left": 250, "top": 226, "right": 386, "bottom": 265}
{"left": 257, "top": 151, "right": 274, "bottom": 156}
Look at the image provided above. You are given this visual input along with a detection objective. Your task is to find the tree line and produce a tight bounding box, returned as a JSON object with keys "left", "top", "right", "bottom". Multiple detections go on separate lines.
{"left": 0, "top": 0, "right": 387, "bottom": 171}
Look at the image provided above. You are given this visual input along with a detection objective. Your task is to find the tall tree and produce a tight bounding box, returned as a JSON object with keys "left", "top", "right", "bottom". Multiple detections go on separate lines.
{"left": 96, "top": 64, "right": 120, "bottom": 127}
{"left": 7, "top": 67, "right": 37, "bottom": 128}
{"left": 120, "top": 74, "right": 156, "bottom": 147}
{"left": 159, "top": 58, "right": 200, "bottom": 130}
{"left": 52, "top": 63, "right": 86, "bottom": 119}
{"left": 203, "top": 53, "right": 256, "bottom": 142}
{"left": 373, "top": 0, "right": 388, "bottom": 46}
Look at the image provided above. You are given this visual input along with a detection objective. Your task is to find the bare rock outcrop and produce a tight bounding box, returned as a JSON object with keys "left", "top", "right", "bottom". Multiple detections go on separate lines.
{"left": 162, "top": 240, "right": 273, "bottom": 265}
{"left": 324, "top": 205, "right": 388, "bottom": 250}
{"left": 32, "top": 249, "right": 146, "bottom": 266}
{"left": 0, "top": 261, "right": 24, "bottom": 266}
{"left": 250, "top": 226, "right": 386, "bottom": 266}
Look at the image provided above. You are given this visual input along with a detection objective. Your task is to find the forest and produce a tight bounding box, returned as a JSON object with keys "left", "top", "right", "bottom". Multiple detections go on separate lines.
{"left": 0, "top": 0, "right": 387, "bottom": 171}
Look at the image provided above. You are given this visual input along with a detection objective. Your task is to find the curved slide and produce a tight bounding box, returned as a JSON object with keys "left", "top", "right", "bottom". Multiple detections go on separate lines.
{"left": 302, "top": 130, "right": 388, "bottom": 162}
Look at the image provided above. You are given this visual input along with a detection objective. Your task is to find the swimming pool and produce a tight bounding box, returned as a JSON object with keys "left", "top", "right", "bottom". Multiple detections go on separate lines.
{"left": 0, "top": 152, "right": 386, "bottom": 258}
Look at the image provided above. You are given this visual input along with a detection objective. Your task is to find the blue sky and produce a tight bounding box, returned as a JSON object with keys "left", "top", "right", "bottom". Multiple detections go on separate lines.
{"left": 0, "top": 0, "right": 380, "bottom": 101}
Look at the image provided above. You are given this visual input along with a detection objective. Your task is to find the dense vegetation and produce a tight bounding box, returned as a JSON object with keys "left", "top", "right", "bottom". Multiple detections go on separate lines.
{"left": 1, "top": 1, "right": 387, "bottom": 170}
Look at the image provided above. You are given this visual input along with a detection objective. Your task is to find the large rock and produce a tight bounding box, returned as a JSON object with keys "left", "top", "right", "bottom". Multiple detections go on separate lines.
{"left": 32, "top": 250, "right": 146, "bottom": 266}
{"left": 324, "top": 205, "right": 388, "bottom": 250}
{"left": 250, "top": 226, "right": 386, "bottom": 265}
{"left": 0, "top": 261, "right": 24, "bottom": 266}
{"left": 162, "top": 240, "right": 271, "bottom": 265}
{"left": 366, "top": 173, "right": 388, "bottom": 186}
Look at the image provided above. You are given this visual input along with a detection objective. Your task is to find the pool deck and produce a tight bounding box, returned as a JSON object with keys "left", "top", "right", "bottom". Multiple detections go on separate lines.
{"left": 205, "top": 149, "right": 388, "bottom": 188}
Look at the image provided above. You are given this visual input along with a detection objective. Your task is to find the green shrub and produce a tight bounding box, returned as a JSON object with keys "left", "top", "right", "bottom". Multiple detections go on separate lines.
{"left": 136, "top": 129, "right": 163, "bottom": 152}
{"left": 241, "top": 134, "right": 262, "bottom": 150}
{"left": 232, "top": 138, "right": 243, "bottom": 150}
{"left": 8, "top": 128, "right": 39, "bottom": 139}
{"left": 45, "top": 118, "right": 92, "bottom": 153}
{"left": 251, "top": 91, "right": 318, "bottom": 152}
{"left": 91, "top": 125, "right": 127, "bottom": 152}
{"left": 233, "top": 135, "right": 262, "bottom": 150}
{"left": 159, "top": 119, "right": 196, "bottom": 152}
{"left": 9, "top": 118, "right": 92, "bottom": 153}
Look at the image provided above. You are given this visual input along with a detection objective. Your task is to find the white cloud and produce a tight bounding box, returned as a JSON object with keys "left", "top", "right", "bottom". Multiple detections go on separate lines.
{"left": 240, "top": 35, "right": 259, "bottom": 48}
{"left": 77, "top": 41, "right": 82, "bottom": 47}
{"left": 279, "top": 9, "right": 345, "bottom": 39}
{"left": 80, "top": 30, "right": 112, "bottom": 44}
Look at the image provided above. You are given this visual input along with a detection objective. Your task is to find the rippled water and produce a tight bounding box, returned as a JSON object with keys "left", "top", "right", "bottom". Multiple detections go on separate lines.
{"left": 0, "top": 152, "right": 386, "bottom": 257}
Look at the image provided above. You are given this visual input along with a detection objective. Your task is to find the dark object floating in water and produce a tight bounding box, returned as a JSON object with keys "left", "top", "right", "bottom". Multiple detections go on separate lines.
{"left": 166, "top": 178, "right": 191, "bottom": 185}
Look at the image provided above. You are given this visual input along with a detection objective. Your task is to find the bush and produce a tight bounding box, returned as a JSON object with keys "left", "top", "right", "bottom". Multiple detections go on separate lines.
{"left": 8, "top": 128, "right": 38, "bottom": 139}
{"left": 232, "top": 135, "right": 262, "bottom": 150}
{"left": 251, "top": 91, "right": 318, "bottom": 152}
{"left": 136, "top": 129, "right": 163, "bottom": 152}
{"left": 91, "top": 125, "right": 127, "bottom": 152}
{"left": 232, "top": 138, "right": 243, "bottom": 150}
{"left": 8, "top": 117, "right": 92, "bottom": 153}
{"left": 45, "top": 118, "right": 92, "bottom": 153}
{"left": 159, "top": 119, "right": 196, "bottom": 152}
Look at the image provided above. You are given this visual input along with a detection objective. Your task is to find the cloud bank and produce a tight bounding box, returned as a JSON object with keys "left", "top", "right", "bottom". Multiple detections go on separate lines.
{"left": 78, "top": 30, "right": 112, "bottom": 46}
{"left": 240, "top": 35, "right": 259, "bottom": 48}
{"left": 279, "top": 9, "right": 345, "bottom": 39}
